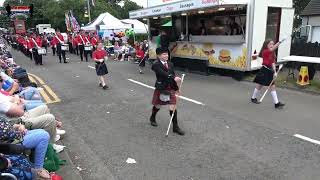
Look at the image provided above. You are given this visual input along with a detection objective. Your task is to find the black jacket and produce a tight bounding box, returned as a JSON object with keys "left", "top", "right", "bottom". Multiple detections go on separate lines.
{"left": 151, "top": 60, "right": 179, "bottom": 91}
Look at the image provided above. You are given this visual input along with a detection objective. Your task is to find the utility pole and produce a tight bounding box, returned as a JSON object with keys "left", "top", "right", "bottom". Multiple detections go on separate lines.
{"left": 87, "top": 0, "right": 91, "bottom": 23}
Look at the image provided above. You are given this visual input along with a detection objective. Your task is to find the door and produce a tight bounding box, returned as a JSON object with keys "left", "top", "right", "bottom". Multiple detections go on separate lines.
{"left": 311, "top": 26, "right": 320, "bottom": 43}
{"left": 278, "top": 8, "right": 294, "bottom": 63}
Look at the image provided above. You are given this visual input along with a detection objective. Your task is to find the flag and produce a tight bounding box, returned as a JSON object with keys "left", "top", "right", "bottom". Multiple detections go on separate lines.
{"left": 91, "top": 0, "right": 95, "bottom": 6}
{"left": 69, "top": 10, "right": 80, "bottom": 32}
{"left": 65, "top": 12, "right": 71, "bottom": 32}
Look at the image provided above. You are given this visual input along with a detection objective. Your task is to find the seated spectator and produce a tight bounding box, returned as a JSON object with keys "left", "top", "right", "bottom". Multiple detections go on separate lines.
{"left": 0, "top": 116, "right": 51, "bottom": 179}
{"left": 0, "top": 93, "right": 66, "bottom": 147}
{"left": 113, "top": 41, "right": 121, "bottom": 60}
{"left": 0, "top": 71, "right": 19, "bottom": 95}
{"left": 19, "top": 82, "right": 42, "bottom": 100}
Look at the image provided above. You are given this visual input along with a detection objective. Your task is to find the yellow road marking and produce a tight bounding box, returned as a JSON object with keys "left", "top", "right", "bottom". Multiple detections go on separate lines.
{"left": 43, "top": 85, "right": 61, "bottom": 103}
{"left": 28, "top": 75, "right": 52, "bottom": 103}
{"left": 27, "top": 73, "right": 60, "bottom": 104}
{"left": 28, "top": 73, "right": 45, "bottom": 85}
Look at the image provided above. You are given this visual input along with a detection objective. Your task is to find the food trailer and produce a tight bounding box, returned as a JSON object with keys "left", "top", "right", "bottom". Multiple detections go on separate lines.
{"left": 129, "top": 0, "right": 294, "bottom": 73}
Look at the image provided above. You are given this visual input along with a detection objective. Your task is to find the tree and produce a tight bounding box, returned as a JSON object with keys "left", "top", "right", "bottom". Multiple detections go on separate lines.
{"left": 120, "top": 0, "right": 142, "bottom": 19}
{"left": 3, "top": 0, "right": 142, "bottom": 31}
{"left": 293, "top": 0, "right": 312, "bottom": 27}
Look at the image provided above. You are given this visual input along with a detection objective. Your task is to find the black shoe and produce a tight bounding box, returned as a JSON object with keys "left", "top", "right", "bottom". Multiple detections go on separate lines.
{"left": 59, "top": 61, "right": 62, "bottom": 63}
{"left": 99, "top": 83, "right": 103, "bottom": 87}
{"left": 150, "top": 116, "right": 158, "bottom": 127}
{"left": 40, "top": 64, "right": 43, "bottom": 65}
{"left": 251, "top": 98, "right": 260, "bottom": 104}
{"left": 102, "top": 85, "right": 109, "bottom": 90}
{"left": 64, "top": 61, "right": 68, "bottom": 63}
{"left": 139, "top": 71, "right": 144, "bottom": 74}
{"left": 275, "top": 102, "right": 285, "bottom": 109}
{"left": 173, "top": 127, "right": 185, "bottom": 136}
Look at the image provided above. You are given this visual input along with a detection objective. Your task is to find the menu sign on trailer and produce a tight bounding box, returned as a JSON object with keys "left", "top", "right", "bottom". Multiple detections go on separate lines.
{"left": 14, "top": 20, "right": 26, "bottom": 34}
{"left": 130, "top": 0, "right": 236, "bottom": 19}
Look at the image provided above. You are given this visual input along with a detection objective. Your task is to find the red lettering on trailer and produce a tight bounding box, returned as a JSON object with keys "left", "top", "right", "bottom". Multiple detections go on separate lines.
{"left": 202, "top": 0, "right": 219, "bottom": 4}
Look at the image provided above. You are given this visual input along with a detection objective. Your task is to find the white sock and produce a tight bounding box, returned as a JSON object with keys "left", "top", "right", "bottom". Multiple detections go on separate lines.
{"left": 252, "top": 88, "right": 260, "bottom": 99}
{"left": 271, "top": 91, "right": 279, "bottom": 104}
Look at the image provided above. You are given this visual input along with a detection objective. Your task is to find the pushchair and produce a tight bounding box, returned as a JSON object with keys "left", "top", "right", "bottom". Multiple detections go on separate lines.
{"left": 0, "top": 143, "right": 30, "bottom": 180}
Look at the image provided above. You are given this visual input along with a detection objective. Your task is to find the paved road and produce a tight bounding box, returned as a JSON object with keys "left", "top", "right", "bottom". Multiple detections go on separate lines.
{"left": 12, "top": 49, "right": 320, "bottom": 180}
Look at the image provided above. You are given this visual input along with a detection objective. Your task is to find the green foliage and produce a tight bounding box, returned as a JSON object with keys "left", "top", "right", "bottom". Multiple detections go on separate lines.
{"left": 2, "top": 0, "right": 142, "bottom": 31}
{"left": 293, "top": 0, "right": 312, "bottom": 28}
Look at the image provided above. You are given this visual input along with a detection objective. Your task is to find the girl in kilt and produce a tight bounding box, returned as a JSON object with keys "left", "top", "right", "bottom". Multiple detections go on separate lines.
{"left": 251, "top": 39, "right": 285, "bottom": 109}
{"left": 93, "top": 43, "right": 109, "bottom": 90}
{"left": 149, "top": 47, "right": 185, "bottom": 135}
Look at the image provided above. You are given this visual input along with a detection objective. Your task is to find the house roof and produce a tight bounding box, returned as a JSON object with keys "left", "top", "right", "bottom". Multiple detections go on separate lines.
{"left": 301, "top": 0, "right": 320, "bottom": 16}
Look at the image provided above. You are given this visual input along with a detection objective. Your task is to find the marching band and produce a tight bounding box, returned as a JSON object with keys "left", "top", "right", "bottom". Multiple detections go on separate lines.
{"left": 9, "top": 29, "right": 101, "bottom": 65}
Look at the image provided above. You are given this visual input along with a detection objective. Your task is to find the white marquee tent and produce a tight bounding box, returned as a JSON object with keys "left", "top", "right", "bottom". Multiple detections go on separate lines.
{"left": 81, "top": 12, "right": 127, "bottom": 31}
{"left": 120, "top": 19, "right": 148, "bottom": 34}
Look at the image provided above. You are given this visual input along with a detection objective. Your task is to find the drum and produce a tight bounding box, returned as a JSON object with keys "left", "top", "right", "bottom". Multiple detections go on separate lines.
{"left": 84, "top": 45, "right": 93, "bottom": 51}
{"left": 37, "top": 48, "right": 46, "bottom": 55}
{"left": 61, "top": 44, "right": 69, "bottom": 51}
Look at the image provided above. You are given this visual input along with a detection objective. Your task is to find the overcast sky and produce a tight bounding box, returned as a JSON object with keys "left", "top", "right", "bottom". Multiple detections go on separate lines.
{"left": 130, "top": 0, "right": 147, "bottom": 7}
{"left": 0, "top": 0, "right": 147, "bottom": 7}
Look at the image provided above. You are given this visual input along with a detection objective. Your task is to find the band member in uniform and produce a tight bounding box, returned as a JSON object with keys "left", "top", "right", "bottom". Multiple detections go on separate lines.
{"left": 92, "top": 43, "right": 109, "bottom": 90}
{"left": 52, "top": 30, "right": 68, "bottom": 63}
{"left": 251, "top": 39, "right": 285, "bottom": 109}
{"left": 50, "top": 37, "right": 56, "bottom": 56}
{"left": 35, "top": 34, "right": 44, "bottom": 65}
{"left": 84, "top": 31, "right": 92, "bottom": 61}
{"left": 91, "top": 32, "right": 99, "bottom": 51}
{"left": 68, "top": 33, "right": 73, "bottom": 54}
{"left": 72, "top": 33, "right": 79, "bottom": 55}
{"left": 42, "top": 34, "right": 48, "bottom": 55}
{"left": 149, "top": 47, "right": 185, "bottom": 136}
{"left": 30, "top": 34, "right": 43, "bottom": 65}
{"left": 25, "top": 35, "right": 32, "bottom": 60}
{"left": 77, "top": 30, "right": 86, "bottom": 61}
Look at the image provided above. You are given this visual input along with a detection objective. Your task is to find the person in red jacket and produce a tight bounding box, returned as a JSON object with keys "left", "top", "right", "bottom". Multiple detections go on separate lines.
{"left": 136, "top": 45, "right": 145, "bottom": 74}
{"left": 92, "top": 43, "right": 109, "bottom": 90}
{"left": 52, "top": 30, "right": 68, "bottom": 63}
{"left": 29, "top": 34, "right": 39, "bottom": 65}
{"left": 26, "top": 35, "right": 33, "bottom": 61}
{"left": 33, "top": 34, "right": 44, "bottom": 65}
{"left": 72, "top": 33, "right": 79, "bottom": 55}
{"left": 50, "top": 36, "right": 57, "bottom": 56}
{"left": 68, "top": 33, "right": 73, "bottom": 54}
{"left": 83, "top": 31, "right": 92, "bottom": 61}
{"left": 76, "top": 30, "right": 86, "bottom": 62}
{"left": 91, "top": 33, "right": 99, "bottom": 51}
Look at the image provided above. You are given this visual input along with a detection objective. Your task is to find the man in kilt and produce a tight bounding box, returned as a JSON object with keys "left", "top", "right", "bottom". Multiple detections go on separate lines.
{"left": 251, "top": 39, "right": 285, "bottom": 109}
{"left": 149, "top": 47, "right": 185, "bottom": 136}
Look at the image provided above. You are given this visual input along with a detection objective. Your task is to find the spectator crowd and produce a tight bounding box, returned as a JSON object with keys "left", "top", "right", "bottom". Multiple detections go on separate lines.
{"left": 0, "top": 35, "right": 65, "bottom": 179}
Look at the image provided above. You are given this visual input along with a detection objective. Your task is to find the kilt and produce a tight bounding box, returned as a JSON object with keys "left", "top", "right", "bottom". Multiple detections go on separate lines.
{"left": 95, "top": 63, "right": 108, "bottom": 76}
{"left": 152, "top": 89, "right": 177, "bottom": 106}
{"left": 253, "top": 66, "right": 274, "bottom": 86}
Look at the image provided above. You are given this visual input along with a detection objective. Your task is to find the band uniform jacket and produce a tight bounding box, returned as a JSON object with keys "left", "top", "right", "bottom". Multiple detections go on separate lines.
{"left": 151, "top": 60, "right": 179, "bottom": 91}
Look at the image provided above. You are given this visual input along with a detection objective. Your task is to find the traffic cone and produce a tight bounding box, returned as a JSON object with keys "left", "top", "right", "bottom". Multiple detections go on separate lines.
{"left": 297, "top": 66, "right": 310, "bottom": 86}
